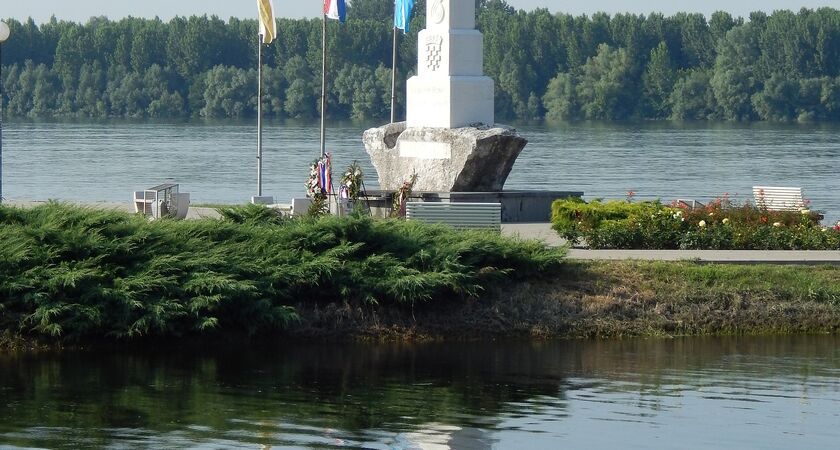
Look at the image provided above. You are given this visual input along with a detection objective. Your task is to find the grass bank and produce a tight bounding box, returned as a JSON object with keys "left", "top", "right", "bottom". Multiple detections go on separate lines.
{"left": 286, "top": 260, "right": 840, "bottom": 339}
{"left": 2, "top": 203, "right": 839, "bottom": 350}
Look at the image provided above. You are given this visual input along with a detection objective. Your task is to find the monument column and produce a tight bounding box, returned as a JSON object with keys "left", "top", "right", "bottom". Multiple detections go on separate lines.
{"left": 406, "top": 0, "right": 494, "bottom": 128}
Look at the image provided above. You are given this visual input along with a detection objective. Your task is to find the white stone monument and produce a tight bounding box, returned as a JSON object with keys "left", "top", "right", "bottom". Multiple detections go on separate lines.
{"left": 406, "top": 0, "right": 494, "bottom": 128}
{"left": 363, "top": 0, "right": 526, "bottom": 192}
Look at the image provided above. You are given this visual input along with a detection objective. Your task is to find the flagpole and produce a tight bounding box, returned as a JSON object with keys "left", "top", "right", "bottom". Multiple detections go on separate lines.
{"left": 390, "top": 26, "right": 397, "bottom": 123}
{"left": 257, "top": 33, "right": 264, "bottom": 197}
{"left": 320, "top": 12, "right": 327, "bottom": 158}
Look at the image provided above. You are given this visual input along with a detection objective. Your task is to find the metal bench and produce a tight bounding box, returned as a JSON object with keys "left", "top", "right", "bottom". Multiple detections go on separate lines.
{"left": 753, "top": 186, "right": 805, "bottom": 211}
{"left": 405, "top": 202, "right": 501, "bottom": 231}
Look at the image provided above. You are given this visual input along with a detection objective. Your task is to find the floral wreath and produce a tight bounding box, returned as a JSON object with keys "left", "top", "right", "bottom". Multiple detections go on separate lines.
{"left": 305, "top": 153, "right": 332, "bottom": 200}
{"left": 340, "top": 161, "right": 364, "bottom": 201}
{"left": 392, "top": 173, "right": 418, "bottom": 217}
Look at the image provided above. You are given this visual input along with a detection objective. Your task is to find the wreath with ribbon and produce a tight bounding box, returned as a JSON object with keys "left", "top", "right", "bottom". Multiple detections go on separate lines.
{"left": 306, "top": 153, "right": 332, "bottom": 201}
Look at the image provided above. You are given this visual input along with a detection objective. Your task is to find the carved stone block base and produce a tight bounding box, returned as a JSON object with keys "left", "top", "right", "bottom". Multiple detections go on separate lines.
{"left": 363, "top": 122, "right": 527, "bottom": 192}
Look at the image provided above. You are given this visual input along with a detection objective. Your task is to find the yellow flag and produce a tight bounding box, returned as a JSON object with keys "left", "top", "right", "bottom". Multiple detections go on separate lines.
{"left": 258, "top": 0, "right": 276, "bottom": 44}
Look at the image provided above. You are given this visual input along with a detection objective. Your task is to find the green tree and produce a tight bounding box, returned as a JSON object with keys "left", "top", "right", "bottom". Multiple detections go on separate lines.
{"left": 201, "top": 65, "right": 256, "bottom": 118}
{"left": 576, "top": 44, "right": 637, "bottom": 120}
{"left": 670, "top": 68, "right": 717, "bottom": 120}
{"left": 821, "top": 76, "right": 840, "bottom": 119}
{"left": 712, "top": 24, "right": 760, "bottom": 120}
{"left": 751, "top": 73, "right": 799, "bottom": 121}
{"left": 3, "top": 9, "right": 840, "bottom": 122}
{"left": 642, "top": 42, "right": 676, "bottom": 118}
{"left": 542, "top": 72, "right": 578, "bottom": 121}
{"left": 31, "top": 64, "right": 59, "bottom": 117}
{"left": 75, "top": 62, "right": 106, "bottom": 116}
{"left": 709, "top": 11, "right": 739, "bottom": 45}
{"left": 7, "top": 62, "right": 36, "bottom": 116}
{"left": 282, "top": 55, "right": 317, "bottom": 118}
{"left": 107, "top": 69, "right": 146, "bottom": 117}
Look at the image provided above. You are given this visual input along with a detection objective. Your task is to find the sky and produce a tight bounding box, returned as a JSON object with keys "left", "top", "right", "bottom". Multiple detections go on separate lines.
{"left": 2, "top": 0, "right": 839, "bottom": 24}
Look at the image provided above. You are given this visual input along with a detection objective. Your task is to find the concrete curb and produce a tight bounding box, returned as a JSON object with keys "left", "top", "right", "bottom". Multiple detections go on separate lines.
{"left": 566, "top": 249, "right": 840, "bottom": 265}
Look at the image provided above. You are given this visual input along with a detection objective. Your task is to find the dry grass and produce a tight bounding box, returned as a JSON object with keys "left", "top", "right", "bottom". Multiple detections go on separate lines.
{"left": 287, "top": 261, "right": 840, "bottom": 340}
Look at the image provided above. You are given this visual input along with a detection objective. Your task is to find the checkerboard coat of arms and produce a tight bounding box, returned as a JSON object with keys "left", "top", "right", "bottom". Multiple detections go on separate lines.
{"left": 424, "top": 35, "right": 444, "bottom": 71}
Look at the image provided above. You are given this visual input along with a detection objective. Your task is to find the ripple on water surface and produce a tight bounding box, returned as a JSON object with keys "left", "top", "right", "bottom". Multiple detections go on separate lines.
{"left": 0, "top": 336, "right": 839, "bottom": 448}
{"left": 5, "top": 120, "right": 840, "bottom": 222}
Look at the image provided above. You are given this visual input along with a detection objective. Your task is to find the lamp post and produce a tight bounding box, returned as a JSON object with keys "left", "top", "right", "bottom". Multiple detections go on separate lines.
{"left": 0, "top": 21, "right": 9, "bottom": 204}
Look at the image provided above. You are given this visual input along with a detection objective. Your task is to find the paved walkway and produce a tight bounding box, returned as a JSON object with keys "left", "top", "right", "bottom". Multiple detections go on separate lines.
{"left": 566, "top": 249, "right": 840, "bottom": 264}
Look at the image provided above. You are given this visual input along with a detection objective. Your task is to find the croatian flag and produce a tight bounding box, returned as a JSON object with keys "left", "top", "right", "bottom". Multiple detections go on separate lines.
{"left": 324, "top": 0, "right": 346, "bottom": 22}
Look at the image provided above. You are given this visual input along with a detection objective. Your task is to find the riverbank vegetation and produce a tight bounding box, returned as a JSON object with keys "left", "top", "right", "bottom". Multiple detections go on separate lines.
{"left": 0, "top": 203, "right": 564, "bottom": 344}
{"left": 292, "top": 260, "right": 840, "bottom": 339}
{"left": 2, "top": 203, "right": 839, "bottom": 349}
{"left": 552, "top": 197, "right": 840, "bottom": 249}
{"left": 464, "top": 261, "right": 840, "bottom": 339}
{"left": 2, "top": 1, "right": 840, "bottom": 122}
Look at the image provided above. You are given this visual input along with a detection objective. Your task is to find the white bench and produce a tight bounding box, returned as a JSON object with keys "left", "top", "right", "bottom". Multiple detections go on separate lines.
{"left": 753, "top": 186, "right": 804, "bottom": 211}
{"left": 406, "top": 202, "right": 501, "bottom": 231}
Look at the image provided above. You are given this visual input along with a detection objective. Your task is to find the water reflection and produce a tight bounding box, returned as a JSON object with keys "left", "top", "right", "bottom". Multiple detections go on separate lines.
{"left": 0, "top": 336, "right": 839, "bottom": 448}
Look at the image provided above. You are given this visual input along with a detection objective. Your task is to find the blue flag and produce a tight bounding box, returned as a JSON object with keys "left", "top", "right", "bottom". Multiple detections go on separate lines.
{"left": 394, "top": 0, "right": 415, "bottom": 32}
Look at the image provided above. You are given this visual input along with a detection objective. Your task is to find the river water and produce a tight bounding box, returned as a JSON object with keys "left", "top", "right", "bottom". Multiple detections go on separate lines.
{"left": 3, "top": 120, "right": 840, "bottom": 222}
{"left": 1, "top": 336, "right": 839, "bottom": 448}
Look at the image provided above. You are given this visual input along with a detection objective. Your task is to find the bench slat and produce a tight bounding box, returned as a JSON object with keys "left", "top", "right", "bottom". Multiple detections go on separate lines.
{"left": 752, "top": 186, "right": 805, "bottom": 211}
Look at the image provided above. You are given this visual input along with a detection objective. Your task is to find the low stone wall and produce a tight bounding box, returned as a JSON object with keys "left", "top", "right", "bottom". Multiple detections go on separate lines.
{"left": 358, "top": 190, "right": 584, "bottom": 223}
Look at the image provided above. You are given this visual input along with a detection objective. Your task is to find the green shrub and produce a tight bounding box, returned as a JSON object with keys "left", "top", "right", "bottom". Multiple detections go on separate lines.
{"left": 551, "top": 197, "right": 662, "bottom": 242}
{"left": 551, "top": 197, "right": 840, "bottom": 250}
{"left": 0, "top": 203, "right": 565, "bottom": 342}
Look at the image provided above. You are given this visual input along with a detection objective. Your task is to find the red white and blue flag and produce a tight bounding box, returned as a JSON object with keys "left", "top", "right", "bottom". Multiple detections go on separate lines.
{"left": 318, "top": 154, "right": 332, "bottom": 194}
{"left": 324, "top": 0, "right": 346, "bottom": 22}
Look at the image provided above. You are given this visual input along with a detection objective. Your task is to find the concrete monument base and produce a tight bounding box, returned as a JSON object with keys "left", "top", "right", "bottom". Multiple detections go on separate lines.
{"left": 363, "top": 122, "right": 527, "bottom": 192}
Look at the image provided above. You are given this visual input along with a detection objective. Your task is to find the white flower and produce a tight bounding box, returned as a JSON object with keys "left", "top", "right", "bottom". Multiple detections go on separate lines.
{"left": 698, "top": 220, "right": 706, "bottom": 227}
{"left": 722, "top": 218, "right": 730, "bottom": 225}
{"left": 773, "top": 222, "right": 782, "bottom": 227}
{"left": 709, "top": 212, "right": 714, "bottom": 217}
{"left": 800, "top": 209, "right": 810, "bottom": 214}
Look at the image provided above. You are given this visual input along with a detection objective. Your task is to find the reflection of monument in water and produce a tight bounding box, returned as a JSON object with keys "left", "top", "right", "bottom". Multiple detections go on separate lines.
{"left": 398, "top": 422, "right": 495, "bottom": 450}
{"left": 364, "top": 0, "right": 580, "bottom": 220}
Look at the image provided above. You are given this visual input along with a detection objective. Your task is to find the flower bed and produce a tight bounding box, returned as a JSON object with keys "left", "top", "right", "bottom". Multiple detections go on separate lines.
{"left": 552, "top": 196, "right": 840, "bottom": 250}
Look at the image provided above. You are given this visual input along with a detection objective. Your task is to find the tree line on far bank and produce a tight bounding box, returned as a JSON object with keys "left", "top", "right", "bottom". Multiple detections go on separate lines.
{"left": 2, "top": 0, "right": 840, "bottom": 122}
